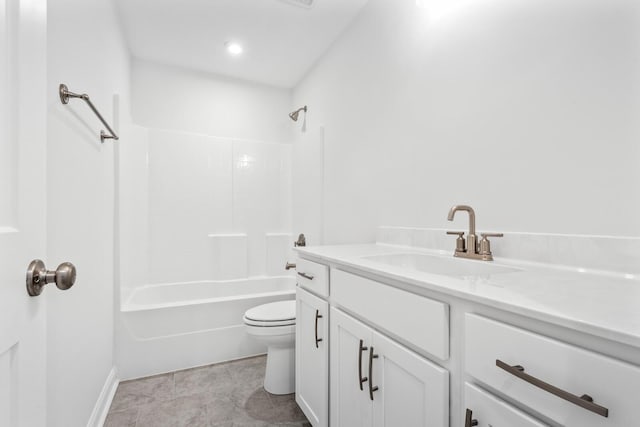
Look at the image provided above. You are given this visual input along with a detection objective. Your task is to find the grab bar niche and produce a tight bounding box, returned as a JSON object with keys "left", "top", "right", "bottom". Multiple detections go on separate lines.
{"left": 59, "top": 83, "right": 119, "bottom": 142}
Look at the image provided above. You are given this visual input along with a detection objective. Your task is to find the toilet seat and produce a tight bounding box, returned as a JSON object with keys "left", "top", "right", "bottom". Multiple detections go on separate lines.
{"left": 243, "top": 300, "right": 296, "bottom": 327}
{"left": 244, "top": 318, "right": 295, "bottom": 327}
{"left": 243, "top": 299, "right": 296, "bottom": 394}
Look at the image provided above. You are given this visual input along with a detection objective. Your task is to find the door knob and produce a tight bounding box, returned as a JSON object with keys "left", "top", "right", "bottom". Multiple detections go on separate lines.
{"left": 26, "top": 259, "right": 77, "bottom": 296}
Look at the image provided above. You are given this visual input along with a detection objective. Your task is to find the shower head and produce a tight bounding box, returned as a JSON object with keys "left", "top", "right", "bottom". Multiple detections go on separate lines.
{"left": 289, "top": 106, "right": 307, "bottom": 122}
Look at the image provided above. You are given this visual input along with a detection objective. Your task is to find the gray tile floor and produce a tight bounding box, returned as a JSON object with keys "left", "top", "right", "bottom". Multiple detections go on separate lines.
{"left": 105, "top": 355, "right": 311, "bottom": 427}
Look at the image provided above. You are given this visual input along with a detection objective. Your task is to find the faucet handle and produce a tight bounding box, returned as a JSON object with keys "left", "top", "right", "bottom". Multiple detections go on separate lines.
{"left": 446, "top": 231, "right": 466, "bottom": 254}
{"left": 480, "top": 233, "right": 504, "bottom": 240}
{"left": 480, "top": 233, "right": 503, "bottom": 239}
{"left": 479, "top": 233, "right": 503, "bottom": 258}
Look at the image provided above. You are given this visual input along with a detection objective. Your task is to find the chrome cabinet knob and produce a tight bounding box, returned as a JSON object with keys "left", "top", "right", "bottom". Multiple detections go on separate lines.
{"left": 26, "top": 259, "right": 77, "bottom": 296}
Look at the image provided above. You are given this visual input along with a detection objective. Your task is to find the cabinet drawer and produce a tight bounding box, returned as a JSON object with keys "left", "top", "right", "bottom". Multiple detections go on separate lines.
{"left": 331, "top": 269, "right": 449, "bottom": 360}
{"left": 464, "top": 382, "right": 548, "bottom": 427}
{"left": 296, "top": 258, "right": 329, "bottom": 297}
{"left": 465, "top": 313, "right": 640, "bottom": 426}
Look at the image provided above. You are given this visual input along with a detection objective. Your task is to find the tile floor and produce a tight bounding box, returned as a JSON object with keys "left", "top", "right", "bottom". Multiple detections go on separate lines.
{"left": 105, "top": 355, "right": 311, "bottom": 427}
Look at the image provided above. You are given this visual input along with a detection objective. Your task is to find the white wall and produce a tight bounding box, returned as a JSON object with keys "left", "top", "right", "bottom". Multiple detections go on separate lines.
{"left": 131, "top": 59, "right": 292, "bottom": 143}
{"left": 293, "top": 0, "right": 640, "bottom": 244}
{"left": 47, "top": 0, "right": 131, "bottom": 425}
{"left": 292, "top": 126, "right": 325, "bottom": 245}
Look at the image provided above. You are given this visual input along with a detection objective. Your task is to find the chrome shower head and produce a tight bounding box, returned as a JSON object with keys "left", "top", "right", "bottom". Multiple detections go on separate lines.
{"left": 289, "top": 105, "right": 307, "bottom": 121}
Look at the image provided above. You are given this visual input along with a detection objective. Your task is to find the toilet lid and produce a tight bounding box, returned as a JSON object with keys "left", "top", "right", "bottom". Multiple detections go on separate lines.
{"left": 244, "top": 300, "right": 295, "bottom": 323}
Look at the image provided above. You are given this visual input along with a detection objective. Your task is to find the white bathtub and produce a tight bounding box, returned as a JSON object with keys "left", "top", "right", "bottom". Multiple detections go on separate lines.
{"left": 117, "top": 276, "right": 295, "bottom": 379}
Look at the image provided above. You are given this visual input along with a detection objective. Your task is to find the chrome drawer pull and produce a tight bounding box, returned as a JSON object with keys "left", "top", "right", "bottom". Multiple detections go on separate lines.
{"left": 297, "top": 272, "right": 314, "bottom": 280}
{"left": 496, "top": 359, "right": 609, "bottom": 418}
{"left": 465, "top": 409, "right": 478, "bottom": 427}
{"left": 314, "top": 310, "right": 323, "bottom": 348}
{"left": 368, "top": 347, "right": 379, "bottom": 401}
{"left": 358, "top": 340, "right": 368, "bottom": 390}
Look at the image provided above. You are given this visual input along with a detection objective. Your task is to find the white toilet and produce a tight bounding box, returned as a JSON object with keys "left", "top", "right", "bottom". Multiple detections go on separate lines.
{"left": 243, "top": 300, "right": 296, "bottom": 395}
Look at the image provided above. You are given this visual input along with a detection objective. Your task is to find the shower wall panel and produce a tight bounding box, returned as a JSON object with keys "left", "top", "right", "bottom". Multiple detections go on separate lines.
{"left": 144, "top": 128, "right": 292, "bottom": 285}
{"left": 232, "top": 140, "right": 292, "bottom": 277}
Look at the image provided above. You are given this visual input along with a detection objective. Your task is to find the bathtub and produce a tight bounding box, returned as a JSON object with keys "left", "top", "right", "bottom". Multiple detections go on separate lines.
{"left": 116, "top": 276, "right": 295, "bottom": 379}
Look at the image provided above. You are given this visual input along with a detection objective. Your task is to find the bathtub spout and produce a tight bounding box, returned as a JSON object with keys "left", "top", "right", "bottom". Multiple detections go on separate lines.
{"left": 285, "top": 262, "right": 296, "bottom": 271}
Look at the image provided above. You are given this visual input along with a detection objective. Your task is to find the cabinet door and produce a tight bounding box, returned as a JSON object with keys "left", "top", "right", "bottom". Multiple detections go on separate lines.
{"left": 330, "top": 308, "right": 374, "bottom": 427}
{"left": 371, "top": 330, "right": 449, "bottom": 427}
{"left": 296, "top": 288, "right": 329, "bottom": 427}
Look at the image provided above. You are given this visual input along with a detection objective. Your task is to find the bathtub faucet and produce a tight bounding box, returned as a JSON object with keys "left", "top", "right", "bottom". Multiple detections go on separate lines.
{"left": 285, "top": 262, "right": 296, "bottom": 271}
{"left": 294, "top": 233, "right": 306, "bottom": 247}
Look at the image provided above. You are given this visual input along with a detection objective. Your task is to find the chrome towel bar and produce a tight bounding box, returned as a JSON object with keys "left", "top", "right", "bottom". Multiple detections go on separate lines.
{"left": 59, "top": 83, "right": 119, "bottom": 142}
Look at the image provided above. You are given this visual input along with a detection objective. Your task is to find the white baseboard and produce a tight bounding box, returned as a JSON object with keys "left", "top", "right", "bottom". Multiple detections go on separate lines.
{"left": 87, "top": 366, "right": 119, "bottom": 427}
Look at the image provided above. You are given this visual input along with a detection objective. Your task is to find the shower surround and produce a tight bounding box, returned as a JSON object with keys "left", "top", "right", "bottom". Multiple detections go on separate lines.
{"left": 116, "top": 127, "right": 294, "bottom": 379}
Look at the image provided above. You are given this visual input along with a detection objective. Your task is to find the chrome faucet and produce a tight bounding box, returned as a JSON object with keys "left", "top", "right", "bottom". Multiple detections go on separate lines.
{"left": 447, "top": 205, "right": 502, "bottom": 261}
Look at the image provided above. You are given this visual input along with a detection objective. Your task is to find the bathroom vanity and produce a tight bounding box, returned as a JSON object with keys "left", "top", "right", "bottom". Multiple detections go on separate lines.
{"left": 293, "top": 235, "right": 640, "bottom": 427}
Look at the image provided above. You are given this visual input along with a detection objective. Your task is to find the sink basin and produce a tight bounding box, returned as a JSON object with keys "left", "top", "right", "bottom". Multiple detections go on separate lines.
{"left": 361, "top": 253, "right": 522, "bottom": 278}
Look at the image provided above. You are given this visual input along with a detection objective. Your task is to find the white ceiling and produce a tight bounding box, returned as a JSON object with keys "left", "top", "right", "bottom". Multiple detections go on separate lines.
{"left": 115, "top": 0, "right": 369, "bottom": 88}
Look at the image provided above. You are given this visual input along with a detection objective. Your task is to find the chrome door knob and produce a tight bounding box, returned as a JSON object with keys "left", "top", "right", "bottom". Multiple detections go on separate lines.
{"left": 52, "top": 262, "right": 76, "bottom": 290}
{"left": 26, "top": 259, "right": 77, "bottom": 296}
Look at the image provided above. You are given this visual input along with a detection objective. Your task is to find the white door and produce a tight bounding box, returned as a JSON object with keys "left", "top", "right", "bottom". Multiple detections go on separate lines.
{"left": 295, "top": 288, "right": 329, "bottom": 427}
{"left": 330, "top": 308, "right": 373, "bottom": 427}
{"left": 371, "top": 330, "right": 449, "bottom": 427}
{"left": 0, "top": 0, "right": 47, "bottom": 426}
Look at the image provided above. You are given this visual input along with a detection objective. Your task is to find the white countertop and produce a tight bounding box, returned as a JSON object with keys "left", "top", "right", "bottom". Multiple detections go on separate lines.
{"left": 295, "top": 243, "right": 640, "bottom": 349}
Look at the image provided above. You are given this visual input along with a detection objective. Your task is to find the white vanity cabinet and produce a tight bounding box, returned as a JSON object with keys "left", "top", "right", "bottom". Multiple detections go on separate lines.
{"left": 295, "top": 245, "right": 640, "bottom": 427}
{"left": 296, "top": 287, "right": 329, "bottom": 427}
{"left": 330, "top": 307, "right": 449, "bottom": 427}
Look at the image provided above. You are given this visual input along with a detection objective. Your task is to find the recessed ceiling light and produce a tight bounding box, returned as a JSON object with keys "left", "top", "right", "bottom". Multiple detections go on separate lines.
{"left": 225, "top": 41, "right": 243, "bottom": 56}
